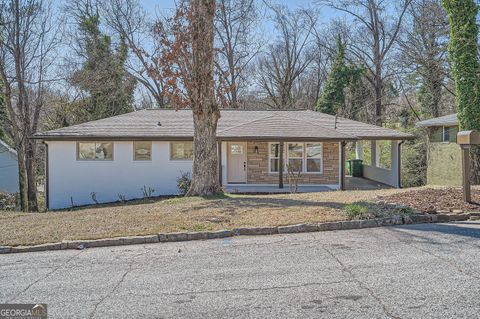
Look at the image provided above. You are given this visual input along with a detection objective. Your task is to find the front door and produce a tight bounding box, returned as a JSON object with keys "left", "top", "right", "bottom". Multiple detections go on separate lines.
{"left": 227, "top": 142, "right": 247, "bottom": 183}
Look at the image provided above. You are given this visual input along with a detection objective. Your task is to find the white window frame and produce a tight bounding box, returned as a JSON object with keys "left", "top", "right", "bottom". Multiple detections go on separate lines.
{"left": 268, "top": 142, "right": 323, "bottom": 174}
{"left": 76, "top": 141, "right": 114, "bottom": 161}
{"left": 170, "top": 141, "right": 194, "bottom": 161}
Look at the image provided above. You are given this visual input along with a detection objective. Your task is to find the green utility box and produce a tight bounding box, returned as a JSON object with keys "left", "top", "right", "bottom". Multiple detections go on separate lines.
{"left": 346, "top": 159, "right": 363, "bottom": 177}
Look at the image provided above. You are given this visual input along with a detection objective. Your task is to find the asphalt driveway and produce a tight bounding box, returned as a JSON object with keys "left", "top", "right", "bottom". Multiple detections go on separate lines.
{"left": 1, "top": 222, "right": 479, "bottom": 318}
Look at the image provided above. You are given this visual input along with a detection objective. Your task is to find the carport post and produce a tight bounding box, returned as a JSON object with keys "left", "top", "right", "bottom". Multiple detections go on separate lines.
{"left": 218, "top": 141, "right": 222, "bottom": 187}
{"left": 279, "top": 141, "right": 284, "bottom": 189}
{"left": 340, "top": 141, "right": 346, "bottom": 190}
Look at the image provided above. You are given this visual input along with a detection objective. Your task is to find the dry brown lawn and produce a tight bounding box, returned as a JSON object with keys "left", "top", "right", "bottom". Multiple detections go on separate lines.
{"left": 0, "top": 188, "right": 415, "bottom": 247}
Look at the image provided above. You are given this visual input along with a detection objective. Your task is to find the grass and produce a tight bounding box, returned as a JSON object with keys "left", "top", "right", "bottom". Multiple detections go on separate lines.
{"left": 345, "top": 201, "right": 416, "bottom": 220}
{"left": 0, "top": 188, "right": 416, "bottom": 247}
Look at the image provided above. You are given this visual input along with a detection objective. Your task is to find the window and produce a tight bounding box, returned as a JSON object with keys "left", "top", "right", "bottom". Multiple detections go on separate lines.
{"left": 269, "top": 142, "right": 323, "bottom": 173}
{"left": 430, "top": 126, "right": 458, "bottom": 143}
{"left": 444, "top": 126, "right": 458, "bottom": 143}
{"left": 77, "top": 142, "right": 113, "bottom": 160}
{"left": 230, "top": 144, "right": 244, "bottom": 154}
{"left": 306, "top": 143, "right": 322, "bottom": 172}
{"left": 134, "top": 142, "right": 152, "bottom": 161}
{"left": 269, "top": 143, "right": 281, "bottom": 172}
{"left": 170, "top": 142, "right": 193, "bottom": 160}
{"left": 287, "top": 143, "right": 304, "bottom": 172}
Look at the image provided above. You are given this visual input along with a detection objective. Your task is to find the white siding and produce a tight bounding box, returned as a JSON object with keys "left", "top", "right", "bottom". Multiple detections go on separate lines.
{"left": 0, "top": 146, "right": 19, "bottom": 194}
{"left": 47, "top": 141, "right": 193, "bottom": 209}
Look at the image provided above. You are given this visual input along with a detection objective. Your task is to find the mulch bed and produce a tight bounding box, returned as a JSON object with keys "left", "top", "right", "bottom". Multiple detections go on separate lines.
{"left": 377, "top": 187, "right": 480, "bottom": 213}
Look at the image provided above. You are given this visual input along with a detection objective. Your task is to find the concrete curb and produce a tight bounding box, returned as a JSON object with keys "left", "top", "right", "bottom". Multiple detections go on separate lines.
{"left": 0, "top": 213, "right": 476, "bottom": 254}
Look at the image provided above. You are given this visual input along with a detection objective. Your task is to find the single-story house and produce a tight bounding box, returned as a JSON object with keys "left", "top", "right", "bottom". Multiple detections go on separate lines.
{"left": 0, "top": 139, "right": 19, "bottom": 194}
{"left": 416, "top": 113, "right": 461, "bottom": 186}
{"left": 33, "top": 109, "right": 413, "bottom": 209}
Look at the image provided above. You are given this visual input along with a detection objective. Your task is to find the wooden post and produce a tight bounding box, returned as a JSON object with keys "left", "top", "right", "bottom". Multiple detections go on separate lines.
{"left": 461, "top": 145, "right": 471, "bottom": 203}
{"left": 217, "top": 141, "right": 222, "bottom": 186}
{"left": 340, "top": 141, "right": 346, "bottom": 191}
{"left": 397, "top": 141, "right": 404, "bottom": 188}
{"left": 279, "top": 141, "right": 284, "bottom": 189}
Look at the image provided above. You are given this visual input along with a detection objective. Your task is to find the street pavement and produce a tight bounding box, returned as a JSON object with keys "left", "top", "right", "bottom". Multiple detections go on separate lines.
{"left": 1, "top": 222, "right": 480, "bottom": 318}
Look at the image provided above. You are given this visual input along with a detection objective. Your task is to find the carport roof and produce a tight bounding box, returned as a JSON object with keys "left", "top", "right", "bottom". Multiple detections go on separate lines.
{"left": 33, "top": 109, "right": 414, "bottom": 141}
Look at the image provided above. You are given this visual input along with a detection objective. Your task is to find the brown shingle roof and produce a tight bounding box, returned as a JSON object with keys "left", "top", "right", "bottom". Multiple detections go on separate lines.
{"left": 34, "top": 109, "right": 413, "bottom": 140}
{"left": 416, "top": 113, "right": 458, "bottom": 127}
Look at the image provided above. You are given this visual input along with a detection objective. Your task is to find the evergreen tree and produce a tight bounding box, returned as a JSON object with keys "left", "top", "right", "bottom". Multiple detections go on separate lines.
{"left": 443, "top": 0, "right": 480, "bottom": 183}
{"left": 71, "top": 13, "right": 136, "bottom": 122}
{"left": 442, "top": 0, "right": 480, "bottom": 130}
{"left": 315, "top": 36, "right": 361, "bottom": 116}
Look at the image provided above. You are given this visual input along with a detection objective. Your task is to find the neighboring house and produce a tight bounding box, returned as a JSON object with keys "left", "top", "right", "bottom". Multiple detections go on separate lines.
{"left": 33, "top": 109, "right": 413, "bottom": 209}
{"left": 0, "top": 139, "right": 19, "bottom": 194}
{"left": 416, "top": 113, "right": 461, "bottom": 186}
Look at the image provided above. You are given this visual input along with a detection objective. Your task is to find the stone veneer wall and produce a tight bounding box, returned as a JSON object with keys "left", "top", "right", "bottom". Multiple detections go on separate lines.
{"left": 246, "top": 141, "right": 339, "bottom": 185}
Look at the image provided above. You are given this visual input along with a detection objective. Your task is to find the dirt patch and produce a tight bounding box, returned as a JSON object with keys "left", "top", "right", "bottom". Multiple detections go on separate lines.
{"left": 377, "top": 187, "right": 480, "bottom": 213}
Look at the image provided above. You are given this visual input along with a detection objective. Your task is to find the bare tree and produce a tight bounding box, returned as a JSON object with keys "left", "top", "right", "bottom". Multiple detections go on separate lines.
{"left": 398, "top": 0, "right": 449, "bottom": 118}
{"left": 318, "top": 0, "right": 412, "bottom": 125}
{"left": 0, "top": 0, "right": 62, "bottom": 211}
{"left": 102, "top": 0, "right": 166, "bottom": 107}
{"left": 156, "top": 1, "right": 222, "bottom": 196}
{"left": 257, "top": 5, "right": 315, "bottom": 109}
{"left": 214, "top": 0, "right": 261, "bottom": 107}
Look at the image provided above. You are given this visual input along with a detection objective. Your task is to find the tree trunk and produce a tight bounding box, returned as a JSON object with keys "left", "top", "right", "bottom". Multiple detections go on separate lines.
{"left": 16, "top": 145, "right": 28, "bottom": 211}
{"left": 186, "top": 0, "right": 223, "bottom": 196}
{"left": 187, "top": 110, "right": 222, "bottom": 196}
{"left": 25, "top": 139, "right": 38, "bottom": 211}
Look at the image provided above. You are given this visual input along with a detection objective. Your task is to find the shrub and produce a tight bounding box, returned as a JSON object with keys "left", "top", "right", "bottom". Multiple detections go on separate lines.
{"left": 344, "top": 202, "right": 375, "bottom": 220}
{"left": 395, "top": 206, "right": 415, "bottom": 216}
{"left": 0, "top": 192, "right": 16, "bottom": 210}
{"left": 177, "top": 171, "right": 192, "bottom": 196}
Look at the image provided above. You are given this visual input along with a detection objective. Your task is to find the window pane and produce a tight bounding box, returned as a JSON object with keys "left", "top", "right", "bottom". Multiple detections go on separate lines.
{"left": 307, "top": 159, "right": 322, "bottom": 172}
{"left": 270, "top": 143, "right": 280, "bottom": 157}
{"left": 135, "top": 142, "right": 152, "bottom": 161}
{"left": 171, "top": 142, "right": 193, "bottom": 160}
{"left": 288, "top": 143, "right": 303, "bottom": 158}
{"left": 288, "top": 159, "right": 303, "bottom": 172}
{"left": 306, "top": 143, "right": 322, "bottom": 158}
{"left": 446, "top": 126, "right": 458, "bottom": 143}
{"left": 78, "top": 143, "right": 95, "bottom": 160}
{"left": 96, "top": 143, "right": 113, "bottom": 160}
{"left": 270, "top": 158, "right": 279, "bottom": 172}
{"left": 230, "top": 144, "right": 244, "bottom": 154}
{"left": 430, "top": 127, "right": 443, "bottom": 143}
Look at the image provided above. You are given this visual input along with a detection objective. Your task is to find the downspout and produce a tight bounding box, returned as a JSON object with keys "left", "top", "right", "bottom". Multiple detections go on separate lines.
{"left": 397, "top": 140, "right": 405, "bottom": 188}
